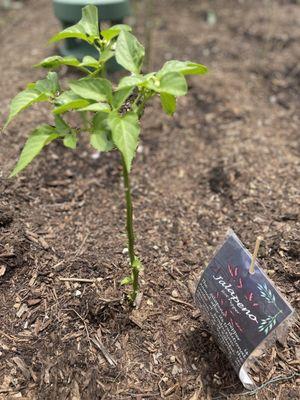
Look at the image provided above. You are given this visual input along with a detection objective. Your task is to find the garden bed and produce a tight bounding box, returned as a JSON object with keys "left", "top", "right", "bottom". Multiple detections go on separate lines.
{"left": 0, "top": 0, "right": 299, "bottom": 399}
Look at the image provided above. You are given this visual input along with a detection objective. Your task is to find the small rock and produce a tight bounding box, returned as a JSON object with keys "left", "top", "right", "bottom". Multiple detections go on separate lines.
{"left": 137, "top": 145, "right": 144, "bottom": 154}
{"left": 75, "top": 290, "right": 82, "bottom": 297}
{"left": 171, "top": 289, "right": 179, "bottom": 298}
{"left": 91, "top": 152, "right": 100, "bottom": 160}
{"left": 170, "top": 355, "right": 176, "bottom": 363}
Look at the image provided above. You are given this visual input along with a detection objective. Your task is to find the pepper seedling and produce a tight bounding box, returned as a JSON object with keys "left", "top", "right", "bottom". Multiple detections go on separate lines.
{"left": 3, "top": 5, "right": 207, "bottom": 303}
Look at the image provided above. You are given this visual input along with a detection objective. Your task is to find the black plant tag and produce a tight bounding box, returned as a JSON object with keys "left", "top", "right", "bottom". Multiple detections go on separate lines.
{"left": 195, "top": 230, "right": 294, "bottom": 387}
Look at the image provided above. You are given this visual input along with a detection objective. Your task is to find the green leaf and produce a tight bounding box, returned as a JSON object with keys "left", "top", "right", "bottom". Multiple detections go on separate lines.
{"left": 53, "top": 91, "right": 90, "bottom": 114}
{"left": 4, "top": 72, "right": 61, "bottom": 128}
{"left": 80, "top": 56, "right": 99, "bottom": 69}
{"left": 69, "top": 78, "right": 112, "bottom": 103}
{"left": 158, "top": 72, "right": 187, "bottom": 96}
{"left": 79, "top": 4, "right": 99, "bottom": 37}
{"left": 160, "top": 93, "right": 176, "bottom": 115}
{"left": 99, "top": 47, "right": 114, "bottom": 64}
{"left": 54, "top": 115, "right": 76, "bottom": 148}
{"left": 78, "top": 103, "right": 110, "bottom": 112}
{"left": 112, "top": 87, "right": 133, "bottom": 110}
{"left": 50, "top": 4, "right": 99, "bottom": 44}
{"left": 90, "top": 112, "right": 114, "bottom": 152}
{"left": 115, "top": 30, "right": 145, "bottom": 74}
{"left": 10, "top": 125, "right": 60, "bottom": 177}
{"left": 4, "top": 89, "right": 47, "bottom": 128}
{"left": 63, "top": 133, "right": 77, "bottom": 149}
{"left": 108, "top": 111, "right": 140, "bottom": 171}
{"left": 35, "top": 55, "right": 80, "bottom": 69}
{"left": 132, "top": 257, "right": 142, "bottom": 271}
{"left": 117, "top": 74, "right": 148, "bottom": 90}
{"left": 53, "top": 100, "right": 90, "bottom": 114}
{"left": 35, "top": 72, "right": 60, "bottom": 96}
{"left": 101, "top": 24, "right": 131, "bottom": 41}
{"left": 50, "top": 25, "right": 89, "bottom": 44}
{"left": 158, "top": 60, "right": 208, "bottom": 76}
{"left": 54, "top": 115, "right": 70, "bottom": 134}
{"left": 120, "top": 275, "right": 133, "bottom": 286}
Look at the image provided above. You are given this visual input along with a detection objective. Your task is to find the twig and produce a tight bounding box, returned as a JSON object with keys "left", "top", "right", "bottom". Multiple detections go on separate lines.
{"left": 249, "top": 236, "right": 263, "bottom": 274}
{"left": 59, "top": 277, "right": 97, "bottom": 283}
{"left": 170, "top": 297, "right": 194, "bottom": 308}
{"left": 91, "top": 335, "right": 117, "bottom": 367}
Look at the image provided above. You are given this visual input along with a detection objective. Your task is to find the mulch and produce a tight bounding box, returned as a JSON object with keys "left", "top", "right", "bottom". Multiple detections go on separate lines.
{"left": 0, "top": 0, "right": 299, "bottom": 399}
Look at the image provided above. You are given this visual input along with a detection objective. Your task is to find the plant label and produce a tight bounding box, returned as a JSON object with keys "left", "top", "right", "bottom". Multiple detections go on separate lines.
{"left": 195, "top": 230, "right": 294, "bottom": 389}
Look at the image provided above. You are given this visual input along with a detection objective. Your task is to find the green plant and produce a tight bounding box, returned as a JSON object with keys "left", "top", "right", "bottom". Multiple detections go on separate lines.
{"left": 3, "top": 5, "right": 207, "bottom": 303}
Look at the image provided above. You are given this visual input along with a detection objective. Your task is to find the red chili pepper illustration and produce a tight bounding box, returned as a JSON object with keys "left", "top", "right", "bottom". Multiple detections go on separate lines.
{"left": 234, "top": 267, "right": 238, "bottom": 277}
{"left": 252, "top": 303, "right": 259, "bottom": 307}
{"left": 228, "top": 265, "right": 234, "bottom": 277}
{"left": 249, "top": 292, "right": 253, "bottom": 301}
{"left": 235, "top": 321, "right": 243, "bottom": 333}
{"left": 237, "top": 277, "right": 243, "bottom": 289}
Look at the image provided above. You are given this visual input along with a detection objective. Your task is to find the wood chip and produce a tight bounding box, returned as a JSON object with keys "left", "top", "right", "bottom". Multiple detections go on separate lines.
{"left": 0, "top": 265, "right": 6, "bottom": 277}
{"left": 169, "top": 315, "right": 182, "bottom": 321}
{"left": 129, "top": 315, "right": 144, "bottom": 329}
{"left": 16, "top": 303, "right": 28, "bottom": 318}
{"left": 28, "top": 272, "right": 37, "bottom": 287}
{"left": 288, "top": 359, "right": 300, "bottom": 366}
{"left": 189, "top": 389, "right": 201, "bottom": 400}
{"left": 12, "top": 357, "right": 31, "bottom": 380}
{"left": 164, "top": 383, "right": 179, "bottom": 396}
{"left": 27, "top": 298, "right": 41, "bottom": 306}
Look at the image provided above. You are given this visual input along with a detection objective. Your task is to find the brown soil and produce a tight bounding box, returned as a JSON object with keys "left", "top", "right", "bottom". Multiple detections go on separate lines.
{"left": 0, "top": 0, "right": 299, "bottom": 399}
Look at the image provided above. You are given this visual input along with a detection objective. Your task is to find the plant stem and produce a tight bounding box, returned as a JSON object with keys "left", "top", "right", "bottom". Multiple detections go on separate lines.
{"left": 121, "top": 155, "right": 139, "bottom": 301}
